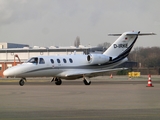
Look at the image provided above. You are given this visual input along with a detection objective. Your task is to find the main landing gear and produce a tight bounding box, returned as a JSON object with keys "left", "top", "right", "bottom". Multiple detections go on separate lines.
{"left": 51, "top": 77, "right": 62, "bottom": 85}
{"left": 19, "top": 78, "right": 26, "bottom": 86}
{"left": 83, "top": 77, "right": 91, "bottom": 85}
{"left": 51, "top": 77, "right": 91, "bottom": 85}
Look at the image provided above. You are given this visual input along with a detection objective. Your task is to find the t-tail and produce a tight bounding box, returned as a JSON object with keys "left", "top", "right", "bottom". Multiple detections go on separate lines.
{"left": 103, "top": 31, "right": 156, "bottom": 59}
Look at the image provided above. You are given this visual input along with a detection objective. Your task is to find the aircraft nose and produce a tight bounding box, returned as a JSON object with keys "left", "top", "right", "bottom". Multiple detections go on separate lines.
{"left": 3, "top": 65, "right": 25, "bottom": 77}
{"left": 3, "top": 69, "right": 9, "bottom": 77}
{"left": 3, "top": 69, "right": 14, "bottom": 77}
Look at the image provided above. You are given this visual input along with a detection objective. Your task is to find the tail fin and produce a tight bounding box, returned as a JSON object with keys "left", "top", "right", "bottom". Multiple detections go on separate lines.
{"left": 103, "top": 31, "right": 155, "bottom": 58}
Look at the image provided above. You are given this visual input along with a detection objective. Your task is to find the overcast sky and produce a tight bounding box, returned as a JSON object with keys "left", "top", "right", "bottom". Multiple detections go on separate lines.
{"left": 0, "top": 0, "right": 159, "bottom": 48}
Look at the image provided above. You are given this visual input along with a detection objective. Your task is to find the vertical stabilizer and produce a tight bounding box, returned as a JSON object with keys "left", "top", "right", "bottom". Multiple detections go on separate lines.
{"left": 103, "top": 31, "right": 140, "bottom": 58}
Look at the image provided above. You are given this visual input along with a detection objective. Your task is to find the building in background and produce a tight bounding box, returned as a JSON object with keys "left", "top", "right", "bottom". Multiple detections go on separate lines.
{"left": 0, "top": 42, "right": 29, "bottom": 49}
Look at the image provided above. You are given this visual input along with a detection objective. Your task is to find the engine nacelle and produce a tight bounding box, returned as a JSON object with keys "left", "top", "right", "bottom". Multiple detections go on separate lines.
{"left": 87, "top": 54, "right": 111, "bottom": 65}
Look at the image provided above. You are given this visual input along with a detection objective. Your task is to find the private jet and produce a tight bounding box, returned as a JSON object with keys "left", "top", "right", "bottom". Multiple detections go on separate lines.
{"left": 3, "top": 31, "right": 155, "bottom": 86}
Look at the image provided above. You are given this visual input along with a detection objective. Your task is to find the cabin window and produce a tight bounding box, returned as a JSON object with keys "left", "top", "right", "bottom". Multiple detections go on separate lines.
{"left": 63, "top": 58, "right": 67, "bottom": 63}
{"left": 50, "top": 59, "right": 54, "bottom": 64}
{"left": 57, "top": 59, "right": 61, "bottom": 63}
{"left": 39, "top": 58, "right": 45, "bottom": 64}
{"left": 69, "top": 58, "right": 73, "bottom": 63}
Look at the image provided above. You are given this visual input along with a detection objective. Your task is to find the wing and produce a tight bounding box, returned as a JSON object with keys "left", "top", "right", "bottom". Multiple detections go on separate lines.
{"left": 57, "top": 68, "right": 127, "bottom": 78}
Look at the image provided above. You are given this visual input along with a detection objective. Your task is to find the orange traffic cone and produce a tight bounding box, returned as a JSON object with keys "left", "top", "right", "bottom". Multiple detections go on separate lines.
{"left": 128, "top": 76, "right": 132, "bottom": 80}
{"left": 110, "top": 74, "right": 113, "bottom": 78}
{"left": 146, "top": 74, "right": 154, "bottom": 87}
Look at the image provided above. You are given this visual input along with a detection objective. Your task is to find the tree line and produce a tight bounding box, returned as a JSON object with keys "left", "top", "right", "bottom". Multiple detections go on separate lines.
{"left": 128, "top": 47, "right": 160, "bottom": 68}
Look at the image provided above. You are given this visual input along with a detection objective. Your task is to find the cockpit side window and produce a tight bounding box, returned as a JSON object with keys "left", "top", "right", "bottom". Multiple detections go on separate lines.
{"left": 39, "top": 58, "right": 45, "bottom": 64}
{"left": 27, "top": 57, "right": 38, "bottom": 64}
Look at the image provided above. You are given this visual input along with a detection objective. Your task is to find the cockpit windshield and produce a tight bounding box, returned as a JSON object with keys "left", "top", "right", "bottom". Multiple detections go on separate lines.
{"left": 27, "top": 57, "right": 38, "bottom": 64}
{"left": 26, "top": 57, "right": 45, "bottom": 64}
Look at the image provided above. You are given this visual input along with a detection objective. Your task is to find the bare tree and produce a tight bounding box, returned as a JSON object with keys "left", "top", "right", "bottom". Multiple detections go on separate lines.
{"left": 74, "top": 36, "right": 80, "bottom": 48}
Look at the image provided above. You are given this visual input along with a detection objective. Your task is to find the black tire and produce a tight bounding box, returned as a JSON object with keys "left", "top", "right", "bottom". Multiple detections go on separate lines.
{"left": 19, "top": 79, "right": 25, "bottom": 86}
{"left": 83, "top": 79, "right": 91, "bottom": 85}
{"left": 55, "top": 78, "right": 62, "bottom": 85}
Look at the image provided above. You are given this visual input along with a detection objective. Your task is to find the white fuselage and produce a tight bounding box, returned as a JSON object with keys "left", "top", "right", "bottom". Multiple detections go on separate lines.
{"left": 3, "top": 54, "right": 127, "bottom": 79}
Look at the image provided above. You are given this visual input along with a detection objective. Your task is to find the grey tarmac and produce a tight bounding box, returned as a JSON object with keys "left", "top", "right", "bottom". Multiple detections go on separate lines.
{"left": 0, "top": 76, "right": 160, "bottom": 120}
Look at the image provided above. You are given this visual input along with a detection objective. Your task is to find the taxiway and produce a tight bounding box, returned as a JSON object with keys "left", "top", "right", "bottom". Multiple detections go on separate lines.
{"left": 0, "top": 76, "right": 160, "bottom": 120}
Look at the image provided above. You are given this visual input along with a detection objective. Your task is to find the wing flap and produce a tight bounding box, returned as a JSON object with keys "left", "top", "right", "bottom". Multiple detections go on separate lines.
{"left": 58, "top": 68, "right": 127, "bottom": 78}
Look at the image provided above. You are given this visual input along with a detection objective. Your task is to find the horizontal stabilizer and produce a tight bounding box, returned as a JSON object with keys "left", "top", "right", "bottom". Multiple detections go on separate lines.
{"left": 108, "top": 34, "right": 122, "bottom": 36}
{"left": 108, "top": 32, "right": 156, "bottom": 36}
{"left": 138, "top": 33, "right": 156, "bottom": 36}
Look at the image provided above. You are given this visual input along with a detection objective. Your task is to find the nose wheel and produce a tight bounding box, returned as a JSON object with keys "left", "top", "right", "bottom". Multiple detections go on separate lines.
{"left": 19, "top": 78, "right": 26, "bottom": 86}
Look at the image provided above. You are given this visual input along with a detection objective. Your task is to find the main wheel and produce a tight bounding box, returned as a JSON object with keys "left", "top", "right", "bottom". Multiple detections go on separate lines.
{"left": 55, "top": 78, "right": 62, "bottom": 85}
{"left": 19, "top": 79, "right": 25, "bottom": 86}
{"left": 83, "top": 79, "right": 91, "bottom": 85}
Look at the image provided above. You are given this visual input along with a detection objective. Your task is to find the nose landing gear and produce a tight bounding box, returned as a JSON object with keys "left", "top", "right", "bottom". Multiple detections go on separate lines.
{"left": 19, "top": 78, "right": 26, "bottom": 86}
